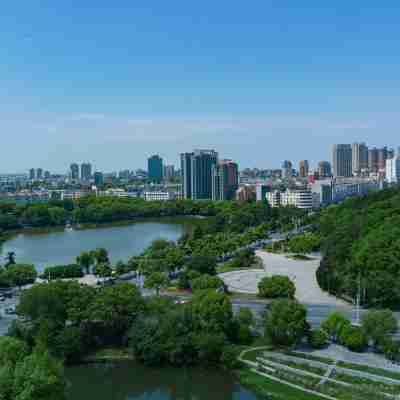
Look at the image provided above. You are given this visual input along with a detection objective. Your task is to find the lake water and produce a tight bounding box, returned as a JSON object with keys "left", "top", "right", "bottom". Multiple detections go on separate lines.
{"left": 0, "top": 220, "right": 191, "bottom": 272}
{"left": 66, "top": 361, "right": 261, "bottom": 400}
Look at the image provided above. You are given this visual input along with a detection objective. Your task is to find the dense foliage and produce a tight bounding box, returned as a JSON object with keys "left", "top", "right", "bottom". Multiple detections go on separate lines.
{"left": 0, "top": 338, "right": 66, "bottom": 400}
{"left": 316, "top": 188, "right": 400, "bottom": 308}
{"left": 0, "top": 264, "right": 37, "bottom": 288}
{"left": 257, "top": 275, "right": 296, "bottom": 299}
{"left": 263, "top": 299, "right": 308, "bottom": 346}
{"left": 42, "top": 264, "right": 84, "bottom": 280}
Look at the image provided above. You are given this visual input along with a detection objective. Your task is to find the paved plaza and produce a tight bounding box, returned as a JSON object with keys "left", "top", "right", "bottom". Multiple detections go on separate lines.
{"left": 220, "top": 251, "right": 348, "bottom": 306}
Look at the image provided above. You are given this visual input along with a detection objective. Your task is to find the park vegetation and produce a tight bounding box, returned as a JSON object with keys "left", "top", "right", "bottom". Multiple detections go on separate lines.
{"left": 316, "top": 188, "right": 400, "bottom": 309}
{"left": 258, "top": 275, "right": 296, "bottom": 299}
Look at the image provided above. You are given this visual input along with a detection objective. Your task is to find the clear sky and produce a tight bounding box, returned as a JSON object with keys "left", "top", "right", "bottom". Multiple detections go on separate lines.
{"left": 1, "top": 1, "right": 400, "bottom": 173}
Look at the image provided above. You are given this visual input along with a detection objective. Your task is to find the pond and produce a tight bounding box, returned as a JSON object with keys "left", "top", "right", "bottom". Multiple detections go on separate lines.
{"left": 0, "top": 219, "right": 193, "bottom": 272}
{"left": 66, "top": 361, "right": 261, "bottom": 400}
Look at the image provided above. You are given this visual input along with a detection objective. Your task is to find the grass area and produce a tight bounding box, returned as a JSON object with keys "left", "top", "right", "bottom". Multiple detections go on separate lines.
{"left": 237, "top": 369, "right": 326, "bottom": 400}
{"left": 84, "top": 347, "right": 133, "bottom": 361}
{"left": 320, "top": 381, "right": 388, "bottom": 400}
{"left": 337, "top": 361, "right": 400, "bottom": 381}
{"left": 216, "top": 260, "right": 264, "bottom": 274}
{"left": 286, "top": 254, "right": 314, "bottom": 261}
{"left": 262, "top": 356, "right": 326, "bottom": 376}
{"left": 241, "top": 347, "right": 273, "bottom": 363}
{"left": 284, "top": 351, "right": 335, "bottom": 365}
{"left": 332, "top": 371, "right": 400, "bottom": 395}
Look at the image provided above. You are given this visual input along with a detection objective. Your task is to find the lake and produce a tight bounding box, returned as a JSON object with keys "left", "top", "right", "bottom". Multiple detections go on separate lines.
{"left": 66, "top": 361, "right": 261, "bottom": 400}
{"left": 0, "top": 219, "right": 193, "bottom": 272}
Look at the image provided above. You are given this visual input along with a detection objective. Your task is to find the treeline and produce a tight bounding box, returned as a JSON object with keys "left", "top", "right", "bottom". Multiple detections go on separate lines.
{"left": 9, "top": 281, "right": 255, "bottom": 368}
{"left": 316, "top": 188, "right": 400, "bottom": 309}
{"left": 0, "top": 196, "right": 301, "bottom": 232}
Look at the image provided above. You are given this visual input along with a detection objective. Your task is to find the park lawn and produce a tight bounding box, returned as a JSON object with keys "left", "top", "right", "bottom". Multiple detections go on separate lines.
{"left": 337, "top": 361, "right": 400, "bottom": 381}
{"left": 84, "top": 347, "right": 133, "bottom": 361}
{"left": 237, "top": 369, "right": 326, "bottom": 400}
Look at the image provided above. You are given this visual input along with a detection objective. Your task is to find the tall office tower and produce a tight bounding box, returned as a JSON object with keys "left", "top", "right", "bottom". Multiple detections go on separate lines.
{"left": 299, "top": 160, "right": 309, "bottom": 178}
{"left": 352, "top": 142, "right": 369, "bottom": 175}
{"left": 368, "top": 147, "right": 379, "bottom": 173}
{"left": 281, "top": 160, "right": 293, "bottom": 179}
{"left": 44, "top": 171, "right": 51, "bottom": 180}
{"left": 147, "top": 155, "right": 163, "bottom": 182}
{"left": 81, "top": 163, "right": 92, "bottom": 181}
{"left": 36, "top": 168, "right": 43, "bottom": 180}
{"left": 118, "top": 170, "right": 131, "bottom": 180}
{"left": 212, "top": 159, "right": 239, "bottom": 201}
{"left": 318, "top": 161, "right": 332, "bottom": 178}
{"left": 94, "top": 171, "right": 104, "bottom": 186}
{"left": 180, "top": 153, "right": 193, "bottom": 199}
{"left": 164, "top": 165, "right": 175, "bottom": 180}
{"left": 180, "top": 150, "right": 218, "bottom": 199}
{"left": 70, "top": 163, "right": 80, "bottom": 180}
{"left": 377, "top": 147, "right": 389, "bottom": 171}
{"left": 332, "top": 144, "right": 352, "bottom": 177}
{"left": 29, "top": 168, "right": 36, "bottom": 180}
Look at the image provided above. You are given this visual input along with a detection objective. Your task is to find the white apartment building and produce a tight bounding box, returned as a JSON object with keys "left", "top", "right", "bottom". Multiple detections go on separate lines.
{"left": 266, "top": 188, "right": 318, "bottom": 210}
{"left": 143, "top": 191, "right": 174, "bottom": 201}
{"left": 386, "top": 157, "right": 400, "bottom": 184}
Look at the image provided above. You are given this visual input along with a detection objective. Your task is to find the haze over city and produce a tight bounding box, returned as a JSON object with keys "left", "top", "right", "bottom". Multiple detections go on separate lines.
{"left": 2, "top": 1, "right": 400, "bottom": 172}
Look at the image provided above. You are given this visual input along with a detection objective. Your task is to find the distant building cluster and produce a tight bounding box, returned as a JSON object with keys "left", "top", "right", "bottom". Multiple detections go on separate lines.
{"left": 180, "top": 150, "right": 239, "bottom": 201}
{"left": 1, "top": 141, "right": 399, "bottom": 208}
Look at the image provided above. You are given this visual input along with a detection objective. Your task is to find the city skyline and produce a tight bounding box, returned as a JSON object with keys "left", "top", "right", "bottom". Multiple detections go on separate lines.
{"left": 2, "top": 3, "right": 400, "bottom": 172}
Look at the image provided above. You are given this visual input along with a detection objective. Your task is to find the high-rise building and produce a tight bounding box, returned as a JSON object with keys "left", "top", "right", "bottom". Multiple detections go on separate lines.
{"left": 180, "top": 153, "right": 193, "bottom": 199}
{"left": 378, "top": 147, "right": 389, "bottom": 172}
{"left": 94, "top": 171, "right": 104, "bottom": 186}
{"left": 281, "top": 160, "right": 293, "bottom": 179}
{"left": 118, "top": 170, "right": 131, "bottom": 180}
{"left": 332, "top": 144, "right": 352, "bottom": 177}
{"left": 352, "top": 142, "right": 369, "bottom": 175}
{"left": 180, "top": 150, "right": 218, "bottom": 200}
{"left": 164, "top": 165, "right": 175, "bottom": 180}
{"left": 148, "top": 155, "right": 163, "bottom": 182}
{"left": 81, "top": 163, "right": 92, "bottom": 181}
{"left": 212, "top": 159, "right": 239, "bottom": 201}
{"left": 299, "top": 160, "right": 309, "bottom": 178}
{"left": 36, "top": 168, "right": 43, "bottom": 180}
{"left": 318, "top": 161, "right": 332, "bottom": 178}
{"left": 70, "top": 163, "right": 80, "bottom": 180}
{"left": 29, "top": 168, "right": 36, "bottom": 180}
{"left": 368, "top": 148, "right": 379, "bottom": 173}
{"left": 44, "top": 171, "right": 51, "bottom": 180}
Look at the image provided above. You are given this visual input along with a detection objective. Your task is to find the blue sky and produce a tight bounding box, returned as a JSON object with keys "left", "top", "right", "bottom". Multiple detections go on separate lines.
{"left": 1, "top": 1, "right": 400, "bottom": 173}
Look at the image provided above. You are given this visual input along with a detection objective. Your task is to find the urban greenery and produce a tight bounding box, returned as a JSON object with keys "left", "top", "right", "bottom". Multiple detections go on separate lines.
{"left": 258, "top": 275, "right": 296, "bottom": 299}
{"left": 316, "top": 188, "right": 400, "bottom": 309}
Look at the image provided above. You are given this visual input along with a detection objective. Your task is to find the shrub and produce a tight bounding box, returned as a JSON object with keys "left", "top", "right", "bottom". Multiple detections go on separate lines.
{"left": 308, "top": 329, "right": 328, "bottom": 349}
{"left": 341, "top": 325, "right": 368, "bottom": 352}
{"left": 220, "top": 345, "right": 240, "bottom": 369}
{"left": 258, "top": 275, "right": 295, "bottom": 299}
{"left": 191, "top": 275, "right": 224, "bottom": 292}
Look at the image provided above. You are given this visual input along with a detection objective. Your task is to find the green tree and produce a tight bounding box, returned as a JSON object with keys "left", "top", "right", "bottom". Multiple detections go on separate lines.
{"left": 0, "top": 337, "right": 28, "bottom": 366}
{"left": 186, "top": 252, "right": 217, "bottom": 276}
{"left": 191, "top": 290, "right": 233, "bottom": 334}
{"left": 87, "top": 283, "right": 145, "bottom": 335}
{"left": 258, "top": 275, "right": 295, "bottom": 299}
{"left": 144, "top": 272, "right": 170, "bottom": 296}
{"left": 263, "top": 299, "right": 308, "bottom": 347}
{"left": 191, "top": 275, "right": 224, "bottom": 293}
{"left": 5, "top": 251, "right": 16, "bottom": 267}
{"left": 361, "top": 309, "right": 398, "bottom": 347}
{"left": 4, "top": 264, "right": 37, "bottom": 289}
{"left": 92, "top": 248, "right": 109, "bottom": 265}
{"left": 76, "top": 251, "right": 94, "bottom": 274}
{"left": 13, "top": 347, "right": 66, "bottom": 400}
{"left": 340, "top": 325, "right": 367, "bottom": 352}
{"left": 321, "top": 312, "right": 351, "bottom": 342}
{"left": 308, "top": 329, "right": 328, "bottom": 349}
